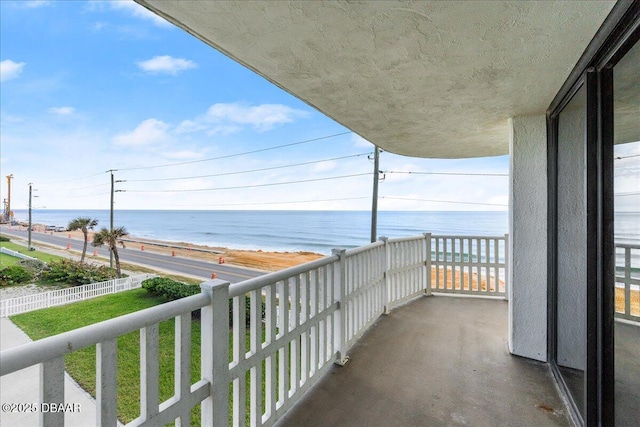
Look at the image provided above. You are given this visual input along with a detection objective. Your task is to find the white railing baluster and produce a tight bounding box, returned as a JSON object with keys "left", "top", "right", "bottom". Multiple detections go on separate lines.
{"left": 200, "top": 280, "right": 231, "bottom": 427}
{"left": 332, "top": 249, "right": 348, "bottom": 365}
{"left": 140, "top": 324, "right": 160, "bottom": 422}
{"left": 41, "top": 356, "right": 65, "bottom": 427}
{"left": 96, "top": 338, "right": 118, "bottom": 426}
{"left": 249, "top": 287, "right": 263, "bottom": 427}
{"left": 175, "top": 313, "right": 191, "bottom": 427}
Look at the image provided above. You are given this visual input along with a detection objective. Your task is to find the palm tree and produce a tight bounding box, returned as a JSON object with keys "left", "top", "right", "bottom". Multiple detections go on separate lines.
{"left": 93, "top": 226, "right": 128, "bottom": 278}
{"left": 67, "top": 217, "right": 99, "bottom": 263}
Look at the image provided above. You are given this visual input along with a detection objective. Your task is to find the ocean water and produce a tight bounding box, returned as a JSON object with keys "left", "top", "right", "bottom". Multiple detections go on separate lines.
{"left": 8, "top": 209, "right": 639, "bottom": 255}
{"left": 10, "top": 210, "right": 510, "bottom": 254}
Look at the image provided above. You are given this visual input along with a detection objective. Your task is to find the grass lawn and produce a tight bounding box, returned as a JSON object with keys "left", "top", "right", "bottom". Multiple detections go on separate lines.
{"left": 0, "top": 241, "right": 64, "bottom": 264}
{"left": 11, "top": 288, "right": 203, "bottom": 424}
{"left": 0, "top": 251, "right": 21, "bottom": 267}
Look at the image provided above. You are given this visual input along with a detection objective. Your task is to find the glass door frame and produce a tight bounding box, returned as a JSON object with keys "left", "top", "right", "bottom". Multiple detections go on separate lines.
{"left": 547, "top": 2, "right": 640, "bottom": 426}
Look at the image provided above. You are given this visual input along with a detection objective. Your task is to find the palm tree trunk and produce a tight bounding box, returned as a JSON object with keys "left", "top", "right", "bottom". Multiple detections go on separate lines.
{"left": 81, "top": 231, "right": 88, "bottom": 263}
{"left": 112, "top": 246, "right": 122, "bottom": 278}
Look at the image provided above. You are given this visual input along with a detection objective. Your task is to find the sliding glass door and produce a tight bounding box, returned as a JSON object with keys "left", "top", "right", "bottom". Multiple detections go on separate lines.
{"left": 548, "top": 4, "right": 639, "bottom": 425}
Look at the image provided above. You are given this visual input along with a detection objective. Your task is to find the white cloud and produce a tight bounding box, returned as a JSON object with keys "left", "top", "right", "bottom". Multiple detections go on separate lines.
{"left": 22, "top": 1, "right": 52, "bottom": 8}
{"left": 137, "top": 55, "right": 197, "bottom": 75}
{"left": 0, "top": 60, "right": 26, "bottom": 82}
{"left": 47, "top": 106, "right": 75, "bottom": 115}
{"left": 112, "top": 118, "right": 171, "bottom": 147}
{"left": 177, "top": 103, "right": 310, "bottom": 135}
{"left": 351, "top": 134, "right": 373, "bottom": 148}
{"left": 161, "top": 149, "right": 206, "bottom": 160}
{"left": 107, "top": 1, "right": 172, "bottom": 28}
{"left": 312, "top": 160, "right": 337, "bottom": 173}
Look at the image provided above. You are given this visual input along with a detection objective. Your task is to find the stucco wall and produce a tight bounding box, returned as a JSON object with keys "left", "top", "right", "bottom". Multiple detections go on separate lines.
{"left": 508, "top": 114, "right": 547, "bottom": 362}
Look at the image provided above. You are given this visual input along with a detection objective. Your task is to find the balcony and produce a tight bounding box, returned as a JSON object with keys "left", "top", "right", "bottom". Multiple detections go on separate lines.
{"left": 1, "top": 234, "right": 636, "bottom": 426}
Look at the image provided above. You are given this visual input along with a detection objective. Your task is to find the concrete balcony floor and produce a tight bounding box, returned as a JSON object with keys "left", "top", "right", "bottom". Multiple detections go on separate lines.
{"left": 277, "top": 296, "right": 570, "bottom": 427}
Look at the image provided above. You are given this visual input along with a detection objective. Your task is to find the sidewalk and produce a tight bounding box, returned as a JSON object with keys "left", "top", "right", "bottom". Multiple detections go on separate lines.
{"left": 0, "top": 317, "right": 99, "bottom": 426}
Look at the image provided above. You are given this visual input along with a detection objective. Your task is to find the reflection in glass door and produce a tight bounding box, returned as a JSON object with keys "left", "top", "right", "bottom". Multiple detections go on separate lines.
{"left": 555, "top": 84, "right": 587, "bottom": 419}
{"left": 613, "top": 37, "right": 639, "bottom": 427}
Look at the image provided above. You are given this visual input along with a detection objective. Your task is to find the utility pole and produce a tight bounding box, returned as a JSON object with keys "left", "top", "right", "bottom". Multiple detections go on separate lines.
{"left": 4, "top": 174, "right": 14, "bottom": 222}
{"left": 107, "top": 170, "right": 125, "bottom": 268}
{"left": 28, "top": 183, "right": 33, "bottom": 250}
{"left": 370, "top": 146, "right": 380, "bottom": 243}
{"left": 109, "top": 170, "right": 115, "bottom": 268}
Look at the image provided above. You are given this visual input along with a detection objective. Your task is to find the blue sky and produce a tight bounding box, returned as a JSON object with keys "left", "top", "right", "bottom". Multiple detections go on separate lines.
{"left": 0, "top": 0, "right": 531, "bottom": 213}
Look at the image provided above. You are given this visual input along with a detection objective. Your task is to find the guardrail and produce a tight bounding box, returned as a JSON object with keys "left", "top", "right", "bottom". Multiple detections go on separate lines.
{"left": 0, "top": 274, "right": 156, "bottom": 317}
{"left": 429, "top": 234, "right": 508, "bottom": 298}
{"left": 615, "top": 243, "right": 640, "bottom": 323}
{"left": 0, "top": 234, "right": 508, "bottom": 426}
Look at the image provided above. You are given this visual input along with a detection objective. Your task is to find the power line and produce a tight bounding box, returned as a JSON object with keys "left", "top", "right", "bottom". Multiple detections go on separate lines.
{"left": 125, "top": 152, "right": 372, "bottom": 182}
{"left": 43, "top": 171, "right": 106, "bottom": 185}
{"left": 615, "top": 191, "right": 640, "bottom": 197}
{"left": 382, "top": 196, "right": 507, "bottom": 207}
{"left": 162, "top": 196, "right": 371, "bottom": 208}
{"left": 615, "top": 154, "right": 640, "bottom": 160}
{"left": 118, "top": 131, "right": 353, "bottom": 171}
{"left": 385, "top": 171, "right": 508, "bottom": 177}
{"left": 126, "top": 172, "right": 371, "bottom": 193}
{"left": 37, "top": 183, "right": 110, "bottom": 192}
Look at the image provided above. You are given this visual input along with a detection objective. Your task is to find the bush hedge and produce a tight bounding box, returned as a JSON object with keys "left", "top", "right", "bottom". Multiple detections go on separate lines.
{"left": 0, "top": 265, "right": 33, "bottom": 286}
{"left": 42, "top": 259, "right": 118, "bottom": 286}
{"left": 17, "top": 259, "right": 49, "bottom": 280}
{"left": 142, "top": 277, "right": 200, "bottom": 300}
{"left": 141, "top": 277, "right": 265, "bottom": 325}
{"left": 0, "top": 234, "right": 10, "bottom": 242}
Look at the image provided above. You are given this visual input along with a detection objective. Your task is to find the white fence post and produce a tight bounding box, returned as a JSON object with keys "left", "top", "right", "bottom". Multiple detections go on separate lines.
{"left": 504, "top": 233, "right": 509, "bottom": 300}
{"left": 380, "top": 237, "right": 390, "bottom": 314}
{"left": 424, "top": 233, "right": 432, "bottom": 296}
{"left": 332, "top": 249, "right": 348, "bottom": 366}
{"left": 200, "top": 279, "right": 230, "bottom": 427}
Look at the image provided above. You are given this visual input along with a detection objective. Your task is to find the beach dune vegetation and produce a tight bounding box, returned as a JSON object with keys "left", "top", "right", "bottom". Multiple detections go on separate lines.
{"left": 92, "top": 226, "right": 128, "bottom": 278}
{"left": 42, "top": 259, "right": 117, "bottom": 286}
{"left": 67, "top": 217, "right": 99, "bottom": 263}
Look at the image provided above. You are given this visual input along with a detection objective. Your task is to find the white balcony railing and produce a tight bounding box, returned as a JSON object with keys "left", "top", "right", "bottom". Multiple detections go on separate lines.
{"left": 0, "top": 234, "right": 508, "bottom": 426}
{"left": 615, "top": 243, "right": 640, "bottom": 323}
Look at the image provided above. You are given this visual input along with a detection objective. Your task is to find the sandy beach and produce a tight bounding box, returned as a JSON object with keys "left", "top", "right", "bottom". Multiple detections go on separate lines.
{"left": 30, "top": 226, "right": 325, "bottom": 272}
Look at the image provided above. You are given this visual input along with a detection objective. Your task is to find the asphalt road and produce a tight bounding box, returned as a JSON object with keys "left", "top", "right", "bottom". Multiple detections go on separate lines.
{"left": 0, "top": 228, "right": 264, "bottom": 284}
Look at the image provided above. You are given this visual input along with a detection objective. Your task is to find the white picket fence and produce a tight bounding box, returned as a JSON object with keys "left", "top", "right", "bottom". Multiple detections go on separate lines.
{"left": 0, "top": 274, "right": 156, "bottom": 317}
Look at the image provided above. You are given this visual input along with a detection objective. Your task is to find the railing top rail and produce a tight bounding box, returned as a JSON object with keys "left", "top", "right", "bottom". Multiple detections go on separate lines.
{"left": 344, "top": 240, "right": 385, "bottom": 257}
{"left": 615, "top": 243, "right": 640, "bottom": 250}
{"left": 0, "top": 293, "right": 209, "bottom": 376}
{"left": 385, "top": 235, "right": 425, "bottom": 244}
{"left": 229, "top": 254, "right": 338, "bottom": 298}
{"left": 430, "top": 234, "right": 507, "bottom": 240}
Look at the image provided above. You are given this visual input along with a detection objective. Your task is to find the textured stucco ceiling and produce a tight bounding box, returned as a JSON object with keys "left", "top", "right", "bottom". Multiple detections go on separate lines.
{"left": 136, "top": 0, "right": 616, "bottom": 159}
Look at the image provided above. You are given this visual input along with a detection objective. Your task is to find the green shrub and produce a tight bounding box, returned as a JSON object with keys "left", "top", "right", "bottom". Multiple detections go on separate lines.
{"left": 0, "top": 234, "right": 10, "bottom": 242}
{"left": 142, "top": 277, "right": 265, "bottom": 326}
{"left": 17, "top": 259, "right": 49, "bottom": 280}
{"left": 0, "top": 265, "right": 34, "bottom": 286}
{"left": 142, "top": 277, "right": 200, "bottom": 300}
{"left": 42, "top": 259, "right": 118, "bottom": 286}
